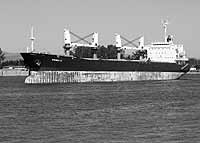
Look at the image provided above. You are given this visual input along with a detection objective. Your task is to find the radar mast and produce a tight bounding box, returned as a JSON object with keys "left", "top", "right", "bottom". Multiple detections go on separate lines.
{"left": 162, "top": 20, "right": 169, "bottom": 42}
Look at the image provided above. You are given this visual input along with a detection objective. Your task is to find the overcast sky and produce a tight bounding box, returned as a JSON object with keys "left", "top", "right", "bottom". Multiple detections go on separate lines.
{"left": 0, "top": 0, "right": 199, "bottom": 58}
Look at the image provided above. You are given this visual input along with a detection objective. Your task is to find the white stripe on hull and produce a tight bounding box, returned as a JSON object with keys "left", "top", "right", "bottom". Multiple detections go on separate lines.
{"left": 25, "top": 71, "right": 185, "bottom": 84}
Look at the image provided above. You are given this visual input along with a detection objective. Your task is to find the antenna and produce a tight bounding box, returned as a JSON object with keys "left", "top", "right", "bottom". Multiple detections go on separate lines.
{"left": 30, "top": 26, "right": 35, "bottom": 52}
{"left": 162, "top": 19, "right": 169, "bottom": 42}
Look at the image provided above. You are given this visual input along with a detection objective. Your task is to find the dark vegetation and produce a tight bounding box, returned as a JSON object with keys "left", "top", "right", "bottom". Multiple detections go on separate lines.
{"left": 72, "top": 45, "right": 145, "bottom": 60}
{"left": 2, "top": 60, "right": 24, "bottom": 67}
{"left": 72, "top": 45, "right": 118, "bottom": 59}
{"left": 0, "top": 48, "right": 5, "bottom": 68}
{"left": 189, "top": 58, "right": 200, "bottom": 69}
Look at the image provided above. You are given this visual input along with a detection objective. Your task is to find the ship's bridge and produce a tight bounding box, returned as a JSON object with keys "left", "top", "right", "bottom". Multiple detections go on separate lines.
{"left": 145, "top": 42, "right": 187, "bottom": 63}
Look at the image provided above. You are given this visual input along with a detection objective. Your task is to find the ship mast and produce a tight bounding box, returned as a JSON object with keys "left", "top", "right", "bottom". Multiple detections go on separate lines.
{"left": 162, "top": 20, "right": 169, "bottom": 42}
{"left": 30, "top": 26, "right": 35, "bottom": 52}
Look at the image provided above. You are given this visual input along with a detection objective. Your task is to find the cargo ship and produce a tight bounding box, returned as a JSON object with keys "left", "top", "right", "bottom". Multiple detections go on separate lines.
{"left": 21, "top": 21, "right": 190, "bottom": 84}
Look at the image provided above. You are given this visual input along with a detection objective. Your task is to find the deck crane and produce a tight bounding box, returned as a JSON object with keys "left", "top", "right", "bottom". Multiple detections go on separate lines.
{"left": 115, "top": 34, "right": 144, "bottom": 60}
{"left": 63, "top": 29, "right": 98, "bottom": 58}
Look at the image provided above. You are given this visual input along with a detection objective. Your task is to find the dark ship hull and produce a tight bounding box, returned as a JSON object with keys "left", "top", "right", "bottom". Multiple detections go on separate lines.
{"left": 21, "top": 52, "right": 190, "bottom": 84}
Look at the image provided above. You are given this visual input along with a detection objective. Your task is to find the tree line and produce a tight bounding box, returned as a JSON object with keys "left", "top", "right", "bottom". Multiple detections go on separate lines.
{"left": 72, "top": 45, "right": 118, "bottom": 59}
{"left": 0, "top": 48, "right": 5, "bottom": 68}
{"left": 0, "top": 48, "right": 24, "bottom": 68}
{"left": 189, "top": 58, "right": 200, "bottom": 69}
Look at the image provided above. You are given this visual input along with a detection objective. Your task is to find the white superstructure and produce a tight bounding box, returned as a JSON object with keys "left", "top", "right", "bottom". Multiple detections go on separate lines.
{"left": 115, "top": 20, "right": 188, "bottom": 63}
{"left": 144, "top": 21, "right": 188, "bottom": 63}
{"left": 145, "top": 41, "right": 187, "bottom": 63}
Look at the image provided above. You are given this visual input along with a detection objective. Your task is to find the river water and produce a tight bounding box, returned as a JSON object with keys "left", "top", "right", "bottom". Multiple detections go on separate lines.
{"left": 0, "top": 74, "right": 200, "bottom": 143}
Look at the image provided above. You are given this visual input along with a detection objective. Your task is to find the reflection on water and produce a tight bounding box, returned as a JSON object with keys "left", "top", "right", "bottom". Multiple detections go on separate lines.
{"left": 0, "top": 74, "right": 200, "bottom": 142}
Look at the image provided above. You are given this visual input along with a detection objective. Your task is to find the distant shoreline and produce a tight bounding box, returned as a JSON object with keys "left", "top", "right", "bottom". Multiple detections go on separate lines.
{"left": 0, "top": 69, "right": 28, "bottom": 76}
{"left": 187, "top": 71, "right": 200, "bottom": 74}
